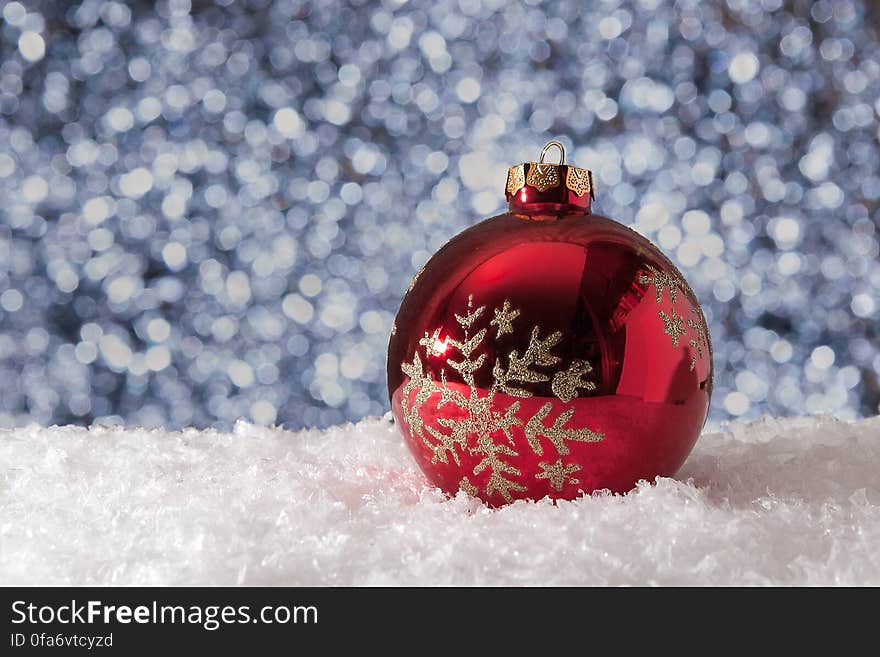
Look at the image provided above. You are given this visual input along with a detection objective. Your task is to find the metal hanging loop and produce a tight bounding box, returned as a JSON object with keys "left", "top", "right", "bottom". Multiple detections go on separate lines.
{"left": 539, "top": 140, "right": 566, "bottom": 165}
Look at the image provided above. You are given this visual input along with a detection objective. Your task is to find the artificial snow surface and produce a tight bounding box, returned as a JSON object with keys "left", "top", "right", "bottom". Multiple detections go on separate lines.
{"left": 1, "top": 415, "right": 879, "bottom": 586}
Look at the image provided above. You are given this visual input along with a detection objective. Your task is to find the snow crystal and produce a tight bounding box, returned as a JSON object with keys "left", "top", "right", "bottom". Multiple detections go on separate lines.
{"left": 1, "top": 416, "right": 878, "bottom": 586}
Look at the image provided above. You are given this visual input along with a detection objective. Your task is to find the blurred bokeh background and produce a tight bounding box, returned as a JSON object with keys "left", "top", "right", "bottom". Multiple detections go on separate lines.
{"left": 0, "top": 0, "right": 877, "bottom": 430}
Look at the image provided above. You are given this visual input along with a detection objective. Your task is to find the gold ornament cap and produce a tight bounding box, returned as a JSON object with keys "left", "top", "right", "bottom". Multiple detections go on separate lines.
{"left": 505, "top": 140, "right": 594, "bottom": 215}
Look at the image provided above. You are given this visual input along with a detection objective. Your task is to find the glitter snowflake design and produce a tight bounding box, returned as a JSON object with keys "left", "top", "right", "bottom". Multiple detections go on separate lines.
{"left": 687, "top": 309, "right": 709, "bottom": 372}
{"left": 658, "top": 309, "right": 686, "bottom": 347}
{"left": 536, "top": 459, "right": 582, "bottom": 491}
{"left": 641, "top": 264, "right": 711, "bottom": 372}
{"left": 399, "top": 295, "right": 604, "bottom": 503}
{"left": 490, "top": 300, "right": 520, "bottom": 338}
{"left": 639, "top": 265, "right": 683, "bottom": 304}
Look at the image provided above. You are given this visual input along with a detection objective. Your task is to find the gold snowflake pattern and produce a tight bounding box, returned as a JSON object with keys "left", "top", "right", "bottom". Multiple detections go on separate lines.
{"left": 459, "top": 477, "right": 479, "bottom": 497}
{"left": 551, "top": 360, "right": 597, "bottom": 403}
{"left": 686, "top": 308, "right": 708, "bottom": 371}
{"left": 399, "top": 296, "right": 604, "bottom": 503}
{"left": 454, "top": 295, "right": 485, "bottom": 330}
{"left": 418, "top": 328, "right": 444, "bottom": 356}
{"left": 490, "top": 300, "right": 520, "bottom": 338}
{"left": 640, "top": 263, "right": 711, "bottom": 371}
{"left": 658, "top": 309, "right": 686, "bottom": 347}
{"left": 524, "top": 404, "right": 604, "bottom": 456}
{"left": 536, "top": 459, "right": 582, "bottom": 491}
{"left": 492, "top": 325, "right": 562, "bottom": 398}
{"left": 639, "top": 264, "right": 682, "bottom": 304}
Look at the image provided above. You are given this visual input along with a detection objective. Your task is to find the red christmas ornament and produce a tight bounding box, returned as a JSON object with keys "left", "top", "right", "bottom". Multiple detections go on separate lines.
{"left": 388, "top": 141, "right": 713, "bottom": 506}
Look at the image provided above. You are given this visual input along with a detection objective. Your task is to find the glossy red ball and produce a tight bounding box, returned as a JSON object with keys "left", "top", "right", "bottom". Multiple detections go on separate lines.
{"left": 388, "top": 187, "right": 712, "bottom": 506}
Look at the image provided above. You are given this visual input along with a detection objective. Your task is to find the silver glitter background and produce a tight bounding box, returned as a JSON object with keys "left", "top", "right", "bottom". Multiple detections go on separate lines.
{"left": 0, "top": 0, "right": 877, "bottom": 429}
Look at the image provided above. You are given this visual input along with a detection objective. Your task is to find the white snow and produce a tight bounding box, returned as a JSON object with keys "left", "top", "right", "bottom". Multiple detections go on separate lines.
{"left": 1, "top": 415, "right": 879, "bottom": 586}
